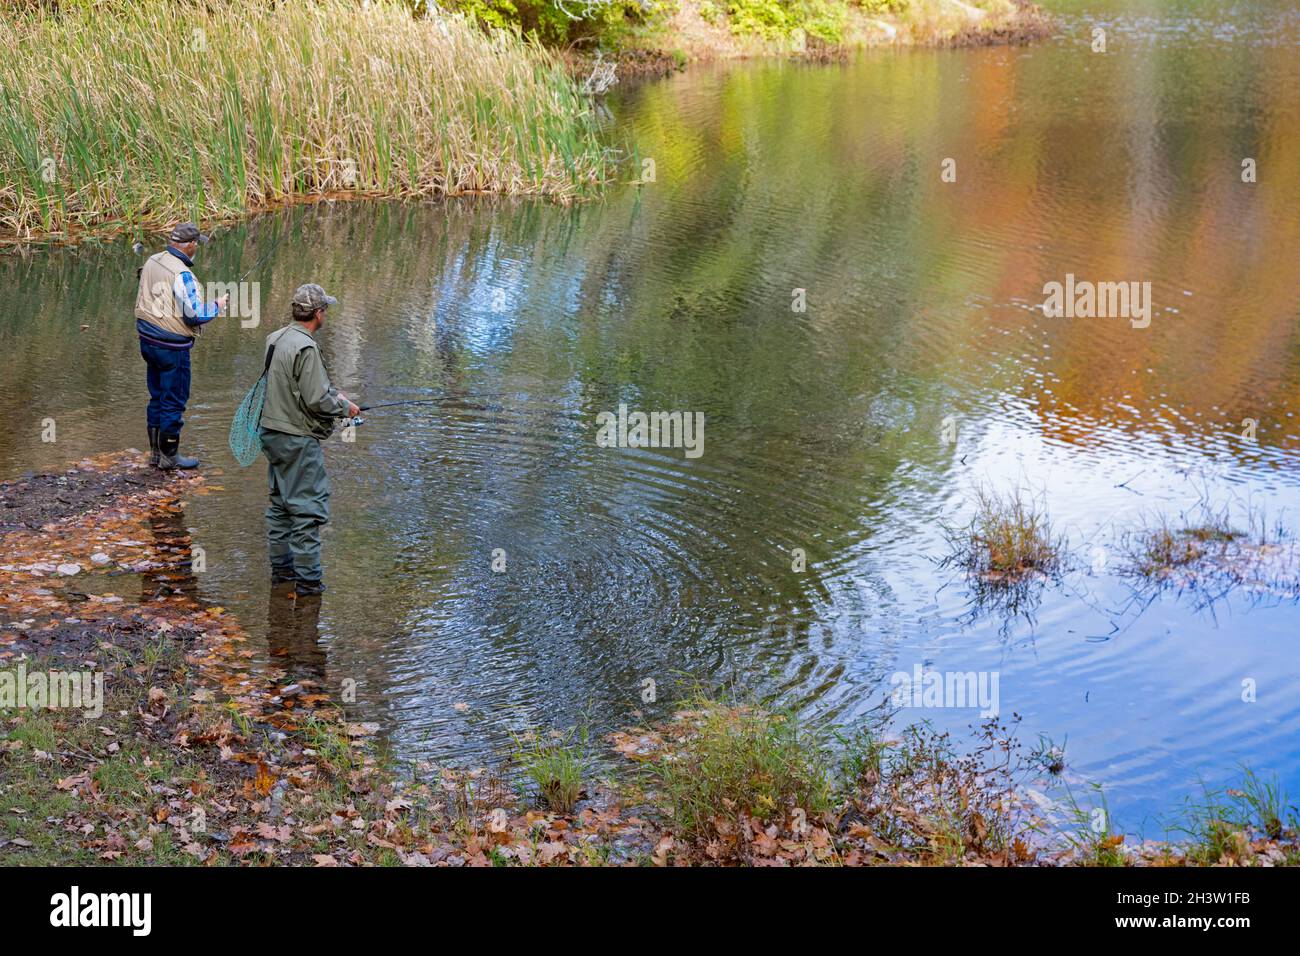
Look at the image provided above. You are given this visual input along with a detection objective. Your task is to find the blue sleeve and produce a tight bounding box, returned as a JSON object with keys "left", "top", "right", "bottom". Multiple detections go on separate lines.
{"left": 175, "top": 271, "right": 220, "bottom": 325}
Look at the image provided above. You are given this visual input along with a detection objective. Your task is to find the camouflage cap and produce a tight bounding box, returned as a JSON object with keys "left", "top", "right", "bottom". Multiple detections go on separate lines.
{"left": 291, "top": 283, "right": 338, "bottom": 318}
{"left": 168, "top": 222, "right": 209, "bottom": 244}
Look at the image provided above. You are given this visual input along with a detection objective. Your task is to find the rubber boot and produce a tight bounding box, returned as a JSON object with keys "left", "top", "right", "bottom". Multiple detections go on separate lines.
{"left": 158, "top": 433, "right": 199, "bottom": 470}
{"left": 271, "top": 562, "right": 297, "bottom": 586}
{"left": 148, "top": 426, "right": 161, "bottom": 468}
{"left": 294, "top": 578, "right": 326, "bottom": 596}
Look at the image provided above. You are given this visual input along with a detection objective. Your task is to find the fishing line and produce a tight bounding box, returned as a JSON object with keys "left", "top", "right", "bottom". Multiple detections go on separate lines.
{"left": 343, "top": 399, "right": 447, "bottom": 429}
{"left": 356, "top": 399, "right": 447, "bottom": 411}
{"left": 234, "top": 229, "right": 290, "bottom": 284}
{"left": 134, "top": 228, "right": 289, "bottom": 283}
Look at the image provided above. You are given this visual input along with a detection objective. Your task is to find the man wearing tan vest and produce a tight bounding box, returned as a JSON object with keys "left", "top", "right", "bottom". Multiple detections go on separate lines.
{"left": 134, "top": 223, "right": 228, "bottom": 469}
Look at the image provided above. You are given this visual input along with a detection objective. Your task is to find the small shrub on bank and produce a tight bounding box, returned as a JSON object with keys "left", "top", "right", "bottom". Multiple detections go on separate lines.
{"left": 642, "top": 701, "right": 1039, "bottom": 864}
{"left": 800, "top": 0, "right": 850, "bottom": 42}
{"left": 848, "top": 719, "right": 1035, "bottom": 863}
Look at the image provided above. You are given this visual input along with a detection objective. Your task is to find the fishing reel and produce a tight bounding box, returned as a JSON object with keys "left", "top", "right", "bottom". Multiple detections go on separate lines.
{"left": 344, "top": 415, "right": 365, "bottom": 428}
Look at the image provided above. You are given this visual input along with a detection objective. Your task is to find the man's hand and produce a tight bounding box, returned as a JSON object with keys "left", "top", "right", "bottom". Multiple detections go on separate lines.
{"left": 216, "top": 294, "right": 230, "bottom": 312}
{"left": 338, "top": 392, "right": 361, "bottom": 418}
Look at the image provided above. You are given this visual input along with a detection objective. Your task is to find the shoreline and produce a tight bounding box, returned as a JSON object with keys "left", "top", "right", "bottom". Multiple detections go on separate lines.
{"left": 3, "top": 452, "right": 1296, "bottom": 866}
{"left": 575, "top": 0, "right": 1055, "bottom": 81}
{"left": 0, "top": 0, "right": 1053, "bottom": 251}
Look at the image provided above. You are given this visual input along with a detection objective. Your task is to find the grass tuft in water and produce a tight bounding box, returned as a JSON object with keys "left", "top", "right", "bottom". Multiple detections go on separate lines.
{"left": 944, "top": 485, "right": 1063, "bottom": 583}
{"left": 1125, "top": 504, "right": 1242, "bottom": 577}
{"left": 1120, "top": 500, "right": 1299, "bottom": 601}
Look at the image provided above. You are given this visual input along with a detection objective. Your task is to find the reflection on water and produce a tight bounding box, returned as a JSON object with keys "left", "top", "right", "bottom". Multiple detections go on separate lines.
{"left": 1, "top": 0, "right": 1298, "bottom": 826}
{"left": 266, "top": 590, "right": 328, "bottom": 688}
{"left": 141, "top": 505, "right": 200, "bottom": 603}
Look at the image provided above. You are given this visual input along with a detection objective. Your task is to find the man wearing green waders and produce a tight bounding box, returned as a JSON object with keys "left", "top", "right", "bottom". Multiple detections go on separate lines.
{"left": 260, "top": 284, "right": 359, "bottom": 595}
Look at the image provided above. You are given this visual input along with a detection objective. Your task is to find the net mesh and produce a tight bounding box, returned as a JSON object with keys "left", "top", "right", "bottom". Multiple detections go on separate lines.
{"left": 228, "top": 376, "right": 267, "bottom": 467}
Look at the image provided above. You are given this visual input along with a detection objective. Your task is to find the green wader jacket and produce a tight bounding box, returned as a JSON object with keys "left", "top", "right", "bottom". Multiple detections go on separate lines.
{"left": 259, "top": 323, "right": 349, "bottom": 583}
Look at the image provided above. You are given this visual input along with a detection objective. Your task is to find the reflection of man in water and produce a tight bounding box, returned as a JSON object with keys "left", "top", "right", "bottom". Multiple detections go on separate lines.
{"left": 141, "top": 505, "right": 198, "bottom": 602}
{"left": 266, "top": 588, "right": 327, "bottom": 687}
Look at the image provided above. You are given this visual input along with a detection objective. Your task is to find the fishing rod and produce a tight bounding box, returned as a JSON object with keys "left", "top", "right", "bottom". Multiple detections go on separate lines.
{"left": 338, "top": 399, "right": 446, "bottom": 429}
{"left": 234, "top": 229, "right": 290, "bottom": 284}
{"left": 133, "top": 228, "right": 289, "bottom": 283}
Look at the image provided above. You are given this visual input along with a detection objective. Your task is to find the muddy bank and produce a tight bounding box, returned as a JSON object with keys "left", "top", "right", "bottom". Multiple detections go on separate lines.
{"left": 0, "top": 454, "right": 173, "bottom": 534}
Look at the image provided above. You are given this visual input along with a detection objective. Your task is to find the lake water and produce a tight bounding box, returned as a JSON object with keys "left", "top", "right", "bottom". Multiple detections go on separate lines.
{"left": 1, "top": 0, "right": 1297, "bottom": 832}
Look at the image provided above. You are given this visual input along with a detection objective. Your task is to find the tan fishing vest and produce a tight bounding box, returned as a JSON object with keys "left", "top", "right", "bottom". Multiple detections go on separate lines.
{"left": 134, "top": 251, "right": 201, "bottom": 340}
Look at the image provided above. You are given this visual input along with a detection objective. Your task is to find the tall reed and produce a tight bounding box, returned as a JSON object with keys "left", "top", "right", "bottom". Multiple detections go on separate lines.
{"left": 0, "top": 0, "right": 613, "bottom": 241}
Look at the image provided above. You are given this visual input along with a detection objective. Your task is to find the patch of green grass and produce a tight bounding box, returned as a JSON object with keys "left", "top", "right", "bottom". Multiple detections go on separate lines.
{"left": 299, "top": 713, "right": 357, "bottom": 775}
{"left": 92, "top": 753, "right": 151, "bottom": 802}
{"left": 648, "top": 697, "right": 833, "bottom": 841}
{"left": 512, "top": 727, "right": 587, "bottom": 814}
{"left": 0, "top": 647, "right": 211, "bottom": 866}
{"left": 1175, "top": 768, "right": 1295, "bottom": 863}
{"left": 5, "top": 717, "right": 59, "bottom": 752}
{"left": 1177, "top": 781, "right": 1247, "bottom": 865}
{"left": 1232, "top": 767, "right": 1290, "bottom": 840}
{"left": 834, "top": 723, "right": 886, "bottom": 793}
{"left": 0, "top": 711, "right": 175, "bottom": 864}
{"left": 1179, "top": 793, "right": 1243, "bottom": 866}
{"left": 1060, "top": 784, "right": 1127, "bottom": 867}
